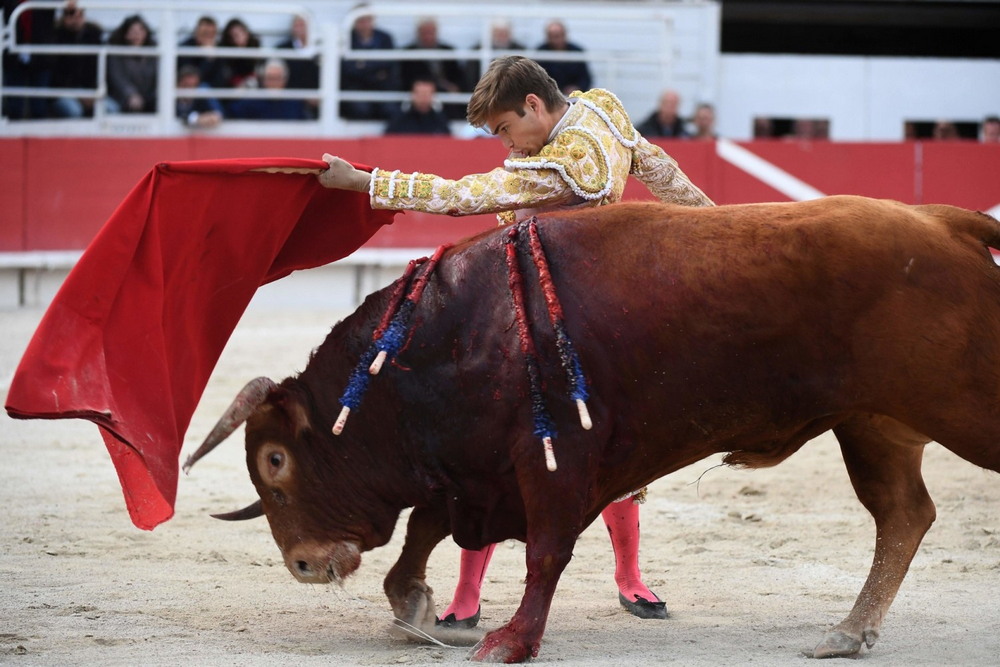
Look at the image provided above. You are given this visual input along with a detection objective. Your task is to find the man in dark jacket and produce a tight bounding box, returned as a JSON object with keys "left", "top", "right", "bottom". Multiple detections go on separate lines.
{"left": 50, "top": 1, "right": 102, "bottom": 118}
{"left": 384, "top": 78, "right": 451, "bottom": 135}
{"left": 535, "top": 20, "right": 591, "bottom": 94}
{"left": 636, "top": 89, "right": 689, "bottom": 138}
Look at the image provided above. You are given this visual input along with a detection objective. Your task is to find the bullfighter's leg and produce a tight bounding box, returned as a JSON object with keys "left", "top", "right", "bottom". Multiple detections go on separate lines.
{"left": 603, "top": 494, "right": 667, "bottom": 619}
{"left": 812, "top": 415, "right": 936, "bottom": 658}
{"left": 437, "top": 544, "right": 496, "bottom": 627}
{"left": 383, "top": 503, "right": 451, "bottom": 638}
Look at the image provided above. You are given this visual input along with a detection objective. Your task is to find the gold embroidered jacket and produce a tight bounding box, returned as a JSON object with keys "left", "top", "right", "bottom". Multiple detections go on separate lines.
{"left": 369, "top": 88, "right": 713, "bottom": 224}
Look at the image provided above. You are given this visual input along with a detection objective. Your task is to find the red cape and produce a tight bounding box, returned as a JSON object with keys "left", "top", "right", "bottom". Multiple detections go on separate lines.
{"left": 5, "top": 157, "right": 397, "bottom": 530}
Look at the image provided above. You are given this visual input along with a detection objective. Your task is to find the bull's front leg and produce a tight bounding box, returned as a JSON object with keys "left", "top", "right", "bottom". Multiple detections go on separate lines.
{"left": 383, "top": 503, "right": 450, "bottom": 640}
{"left": 470, "top": 531, "right": 574, "bottom": 663}
{"left": 813, "top": 416, "right": 936, "bottom": 658}
{"left": 470, "top": 469, "right": 585, "bottom": 664}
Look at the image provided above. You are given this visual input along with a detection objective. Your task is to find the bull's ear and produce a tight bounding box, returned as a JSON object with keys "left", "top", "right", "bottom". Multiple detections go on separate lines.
{"left": 274, "top": 392, "right": 312, "bottom": 438}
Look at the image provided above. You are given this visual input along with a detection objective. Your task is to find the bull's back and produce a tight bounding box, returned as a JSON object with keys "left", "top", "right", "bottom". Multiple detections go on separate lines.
{"left": 529, "top": 197, "right": 1000, "bottom": 455}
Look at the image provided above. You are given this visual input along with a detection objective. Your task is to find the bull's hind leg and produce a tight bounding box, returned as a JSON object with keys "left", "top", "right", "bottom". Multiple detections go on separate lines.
{"left": 384, "top": 503, "right": 452, "bottom": 641}
{"left": 812, "top": 414, "right": 936, "bottom": 658}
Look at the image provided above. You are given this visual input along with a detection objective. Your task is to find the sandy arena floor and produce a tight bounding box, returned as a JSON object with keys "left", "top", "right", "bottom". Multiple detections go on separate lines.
{"left": 2, "top": 302, "right": 999, "bottom": 666}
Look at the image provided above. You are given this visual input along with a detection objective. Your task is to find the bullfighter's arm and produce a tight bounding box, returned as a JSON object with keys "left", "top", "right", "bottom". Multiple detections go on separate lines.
{"left": 368, "top": 165, "right": 577, "bottom": 217}
{"left": 631, "top": 136, "right": 715, "bottom": 207}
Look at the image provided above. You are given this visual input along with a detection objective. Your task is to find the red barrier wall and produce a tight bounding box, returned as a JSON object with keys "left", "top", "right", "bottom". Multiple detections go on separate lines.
{"left": 2, "top": 137, "right": 998, "bottom": 252}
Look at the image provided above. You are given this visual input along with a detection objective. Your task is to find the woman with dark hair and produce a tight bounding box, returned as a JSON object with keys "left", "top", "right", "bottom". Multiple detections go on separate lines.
{"left": 106, "top": 14, "right": 157, "bottom": 113}
{"left": 218, "top": 17, "right": 262, "bottom": 89}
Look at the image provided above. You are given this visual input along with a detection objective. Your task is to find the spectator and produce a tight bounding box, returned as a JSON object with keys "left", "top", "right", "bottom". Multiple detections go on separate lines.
{"left": 636, "top": 90, "right": 688, "bottom": 138}
{"left": 178, "top": 15, "right": 226, "bottom": 89}
{"left": 983, "top": 115, "right": 1000, "bottom": 143}
{"left": 277, "top": 14, "right": 320, "bottom": 118}
{"left": 227, "top": 58, "right": 310, "bottom": 120}
{"left": 400, "top": 17, "right": 466, "bottom": 119}
{"left": 384, "top": 78, "right": 451, "bottom": 135}
{"left": 789, "top": 118, "right": 829, "bottom": 140}
{"left": 176, "top": 64, "right": 223, "bottom": 128}
{"left": 50, "top": 1, "right": 102, "bottom": 118}
{"left": 466, "top": 19, "right": 526, "bottom": 88}
{"left": 340, "top": 5, "right": 400, "bottom": 120}
{"left": 106, "top": 14, "right": 157, "bottom": 114}
{"left": 2, "top": 0, "right": 56, "bottom": 119}
{"left": 691, "top": 102, "right": 717, "bottom": 141}
{"left": 753, "top": 116, "right": 775, "bottom": 139}
{"left": 218, "top": 17, "right": 261, "bottom": 89}
{"left": 536, "top": 20, "right": 591, "bottom": 94}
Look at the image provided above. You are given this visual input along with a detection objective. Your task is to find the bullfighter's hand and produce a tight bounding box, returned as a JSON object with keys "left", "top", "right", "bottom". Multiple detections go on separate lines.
{"left": 318, "top": 154, "right": 372, "bottom": 192}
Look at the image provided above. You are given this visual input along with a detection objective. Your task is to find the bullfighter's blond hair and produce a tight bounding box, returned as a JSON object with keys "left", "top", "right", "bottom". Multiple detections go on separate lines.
{"left": 466, "top": 56, "right": 565, "bottom": 128}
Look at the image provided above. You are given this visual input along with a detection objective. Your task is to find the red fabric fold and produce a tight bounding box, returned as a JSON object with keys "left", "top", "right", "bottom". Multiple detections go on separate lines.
{"left": 5, "top": 157, "right": 396, "bottom": 530}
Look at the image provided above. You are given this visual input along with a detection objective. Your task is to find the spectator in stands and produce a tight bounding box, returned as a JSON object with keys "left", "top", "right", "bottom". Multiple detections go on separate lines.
{"left": 400, "top": 17, "right": 467, "bottom": 120}
{"left": 227, "top": 58, "right": 310, "bottom": 120}
{"left": 218, "top": 17, "right": 262, "bottom": 89}
{"left": 50, "top": 1, "right": 102, "bottom": 118}
{"left": 983, "top": 115, "right": 1000, "bottom": 143}
{"left": 277, "top": 14, "right": 320, "bottom": 119}
{"left": 340, "top": 6, "right": 400, "bottom": 120}
{"left": 178, "top": 15, "right": 226, "bottom": 89}
{"left": 466, "top": 19, "right": 526, "bottom": 89}
{"left": 2, "top": 0, "right": 56, "bottom": 119}
{"left": 384, "top": 78, "right": 451, "bottom": 135}
{"left": 789, "top": 118, "right": 829, "bottom": 140}
{"left": 106, "top": 14, "right": 158, "bottom": 114}
{"left": 536, "top": 20, "right": 591, "bottom": 94}
{"left": 691, "top": 102, "right": 717, "bottom": 141}
{"left": 636, "top": 90, "right": 688, "bottom": 138}
{"left": 176, "top": 64, "right": 223, "bottom": 129}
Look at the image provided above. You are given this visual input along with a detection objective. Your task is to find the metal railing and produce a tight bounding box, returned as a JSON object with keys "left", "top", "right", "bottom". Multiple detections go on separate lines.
{"left": 2, "top": 1, "right": 702, "bottom": 137}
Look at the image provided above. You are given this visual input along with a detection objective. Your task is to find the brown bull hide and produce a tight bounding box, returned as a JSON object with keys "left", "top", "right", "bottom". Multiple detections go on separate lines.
{"left": 198, "top": 196, "right": 1000, "bottom": 662}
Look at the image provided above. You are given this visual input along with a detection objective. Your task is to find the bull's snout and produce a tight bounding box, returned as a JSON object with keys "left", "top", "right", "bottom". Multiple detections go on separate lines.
{"left": 283, "top": 540, "right": 361, "bottom": 584}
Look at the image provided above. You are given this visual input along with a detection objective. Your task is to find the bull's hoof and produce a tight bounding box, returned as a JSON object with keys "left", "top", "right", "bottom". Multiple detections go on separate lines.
{"left": 388, "top": 586, "right": 437, "bottom": 643}
{"left": 810, "top": 630, "right": 863, "bottom": 658}
{"left": 470, "top": 628, "right": 539, "bottom": 663}
{"left": 618, "top": 592, "right": 668, "bottom": 619}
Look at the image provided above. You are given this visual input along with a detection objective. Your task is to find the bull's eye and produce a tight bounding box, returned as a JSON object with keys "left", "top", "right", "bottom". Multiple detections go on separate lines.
{"left": 257, "top": 444, "right": 292, "bottom": 485}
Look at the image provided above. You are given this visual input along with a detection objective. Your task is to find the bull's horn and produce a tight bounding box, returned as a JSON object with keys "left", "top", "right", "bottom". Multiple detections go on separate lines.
{"left": 183, "top": 377, "right": 278, "bottom": 473}
{"left": 211, "top": 499, "right": 264, "bottom": 521}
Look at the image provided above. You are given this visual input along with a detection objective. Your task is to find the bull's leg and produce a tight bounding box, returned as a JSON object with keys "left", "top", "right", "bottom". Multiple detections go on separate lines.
{"left": 383, "top": 503, "right": 451, "bottom": 639}
{"left": 470, "top": 470, "right": 584, "bottom": 664}
{"left": 813, "top": 415, "right": 936, "bottom": 658}
{"left": 470, "top": 527, "right": 575, "bottom": 663}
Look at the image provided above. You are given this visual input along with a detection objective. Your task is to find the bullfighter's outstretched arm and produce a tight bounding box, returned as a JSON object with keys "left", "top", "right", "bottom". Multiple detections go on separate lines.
{"left": 630, "top": 135, "right": 715, "bottom": 207}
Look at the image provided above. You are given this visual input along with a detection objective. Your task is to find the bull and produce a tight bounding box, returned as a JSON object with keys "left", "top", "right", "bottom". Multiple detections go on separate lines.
{"left": 186, "top": 196, "right": 1000, "bottom": 662}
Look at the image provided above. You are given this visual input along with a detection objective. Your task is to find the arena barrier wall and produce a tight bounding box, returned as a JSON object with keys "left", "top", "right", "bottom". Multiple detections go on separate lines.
{"left": 3, "top": 136, "right": 999, "bottom": 254}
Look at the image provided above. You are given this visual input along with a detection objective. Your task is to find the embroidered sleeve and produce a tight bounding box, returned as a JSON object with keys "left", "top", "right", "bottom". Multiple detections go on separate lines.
{"left": 370, "top": 166, "right": 575, "bottom": 216}
{"left": 631, "top": 136, "right": 715, "bottom": 207}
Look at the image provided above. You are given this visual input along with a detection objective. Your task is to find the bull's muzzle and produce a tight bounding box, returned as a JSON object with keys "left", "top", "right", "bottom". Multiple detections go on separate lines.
{"left": 283, "top": 540, "right": 361, "bottom": 584}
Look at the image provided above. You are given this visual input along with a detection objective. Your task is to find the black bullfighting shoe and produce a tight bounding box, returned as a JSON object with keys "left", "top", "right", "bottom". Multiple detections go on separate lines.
{"left": 618, "top": 592, "right": 668, "bottom": 619}
{"left": 435, "top": 606, "right": 481, "bottom": 629}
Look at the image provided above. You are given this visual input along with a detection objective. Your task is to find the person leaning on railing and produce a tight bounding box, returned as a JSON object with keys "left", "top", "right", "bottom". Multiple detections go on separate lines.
{"left": 50, "top": 1, "right": 103, "bottom": 119}
{"left": 106, "top": 14, "right": 157, "bottom": 114}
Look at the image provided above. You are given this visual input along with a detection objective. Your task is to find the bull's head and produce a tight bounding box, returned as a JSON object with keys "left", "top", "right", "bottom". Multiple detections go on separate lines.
{"left": 184, "top": 377, "right": 363, "bottom": 585}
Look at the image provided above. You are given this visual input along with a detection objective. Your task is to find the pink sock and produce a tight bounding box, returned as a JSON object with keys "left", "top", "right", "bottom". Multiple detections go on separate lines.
{"left": 440, "top": 543, "right": 496, "bottom": 620}
{"left": 602, "top": 498, "right": 659, "bottom": 602}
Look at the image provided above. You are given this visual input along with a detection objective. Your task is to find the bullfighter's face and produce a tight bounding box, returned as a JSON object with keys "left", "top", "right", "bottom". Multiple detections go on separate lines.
{"left": 244, "top": 399, "right": 363, "bottom": 585}
{"left": 486, "top": 93, "right": 559, "bottom": 157}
